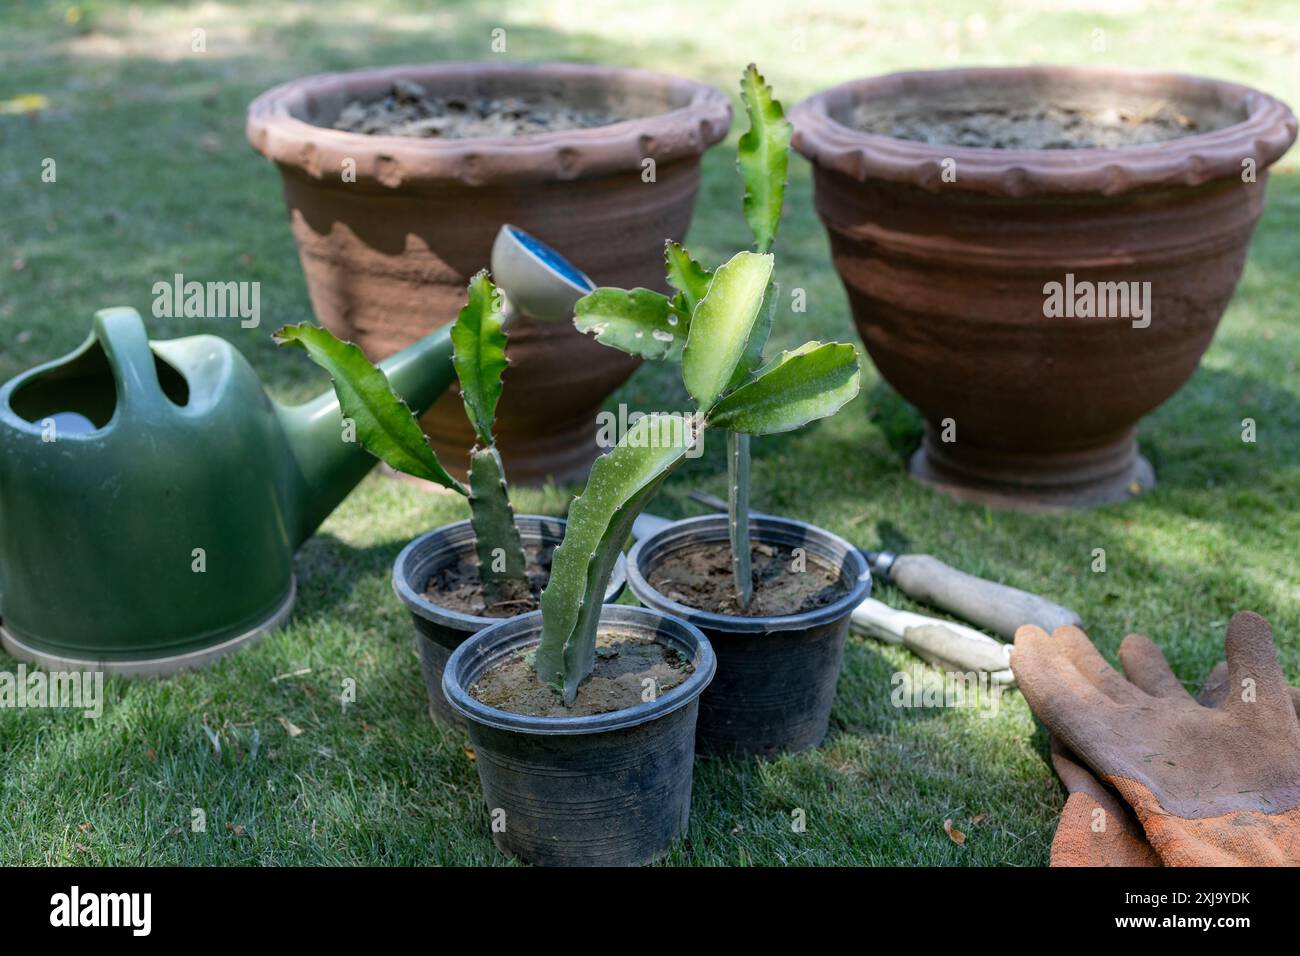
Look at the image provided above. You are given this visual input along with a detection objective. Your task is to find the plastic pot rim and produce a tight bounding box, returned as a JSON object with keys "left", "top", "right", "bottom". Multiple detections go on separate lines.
{"left": 625, "top": 513, "right": 872, "bottom": 634}
{"left": 442, "top": 605, "right": 716, "bottom": 736}
{"left": 392, "top": 514, "right": 628, "bottom": 632}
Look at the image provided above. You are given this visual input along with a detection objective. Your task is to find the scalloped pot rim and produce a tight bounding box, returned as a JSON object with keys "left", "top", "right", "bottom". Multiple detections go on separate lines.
{"left": 790, "top": 66, "right": 1298, "bottom": 197}
{"left": 246, "top": 61, "right": 732, "bottom": 190}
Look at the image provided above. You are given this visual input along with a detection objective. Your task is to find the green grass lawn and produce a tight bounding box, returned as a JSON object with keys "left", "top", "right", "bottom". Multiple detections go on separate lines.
{"left": 1, "top": 0, "right": 1297, "bottom": 865}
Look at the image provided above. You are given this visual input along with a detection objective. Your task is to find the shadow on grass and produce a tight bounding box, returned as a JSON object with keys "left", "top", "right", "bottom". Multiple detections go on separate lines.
{"left": 292, "top": 531, "right": 406, "bottom": 619}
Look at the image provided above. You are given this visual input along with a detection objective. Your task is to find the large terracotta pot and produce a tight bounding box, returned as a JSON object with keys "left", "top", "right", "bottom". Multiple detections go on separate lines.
{"left": 792, "top": 67, "right": 1296, "bottom": 510}
{"left": 247, "top": 62, "right": 730, "bottom": 484}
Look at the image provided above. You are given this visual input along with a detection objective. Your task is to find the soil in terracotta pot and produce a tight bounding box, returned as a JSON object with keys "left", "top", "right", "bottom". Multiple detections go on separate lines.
{"left": 647, "top": 541, "right": 849, "bottom": 617}
{"left": 853, "top": 102, "right": 1200, "bottom": 149}
{"left": 469, "top": 631, "right": 693, "bottom": 717}
{"left": 332, "top": 80, "right": 628, "bottom": 138}
{"left": 424, "top": 543, "right": 555, "bottom": 617}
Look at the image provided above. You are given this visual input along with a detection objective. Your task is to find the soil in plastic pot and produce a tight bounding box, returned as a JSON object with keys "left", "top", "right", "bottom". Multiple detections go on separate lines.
{"left": 393, "top": 516, "right": 625, "bottom": 728}
{"left": 468, "top": 629, "right": 694, "bottom": 717}
{"left": 628, "top": 515, "right": 872, "bottom": 758}
{"left": 645, "top": 540, "right": 849, "bottom": 618}
{"left": 444, "top": 606, "right": 716, "bottom": 866}
{"left": 423, "top": 542, "right": 555, "bottom": 618}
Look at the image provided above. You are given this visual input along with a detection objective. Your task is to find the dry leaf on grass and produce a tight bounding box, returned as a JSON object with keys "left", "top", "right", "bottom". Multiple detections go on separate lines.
{"left": 225, "top": 822, "right": 247, "bottom": 836}
{"left": 277, "top": 716, "right": 304, "bottom": 738}
{"left": 463, "top": 745, "right": 476, "bottom": 761}
{"left": 943, "top": 818, "right": 966, "bottom": 846}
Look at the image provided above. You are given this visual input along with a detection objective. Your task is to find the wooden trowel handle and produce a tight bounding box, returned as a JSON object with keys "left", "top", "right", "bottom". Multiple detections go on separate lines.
{"left": 887, "top": 554, "right": 1081, "bottom": 641}
{"left": 850, "top": 597, "right": 1014, "bottom": 683}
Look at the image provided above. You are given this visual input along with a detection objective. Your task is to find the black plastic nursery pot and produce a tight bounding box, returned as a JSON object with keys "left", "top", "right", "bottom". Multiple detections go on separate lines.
{"left": 627, "top": 514, "right": 871, "bottom": 758}
{"left": 393, "top": 515, "right": 627, "bottom": 727}
{"left": 443, "top": 605, "right": 716, "bottom": 866}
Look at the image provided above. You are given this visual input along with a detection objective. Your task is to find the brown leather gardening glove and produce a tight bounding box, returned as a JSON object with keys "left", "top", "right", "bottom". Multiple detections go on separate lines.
{"left": 1048, "top": 737, "right": 1162, "bottom": 866}
{"left": 1048, "top": 652, "right": 1300, "bottom": 867}
{"left": 1015, "top": 612, "right": 1300, "bottom": 866}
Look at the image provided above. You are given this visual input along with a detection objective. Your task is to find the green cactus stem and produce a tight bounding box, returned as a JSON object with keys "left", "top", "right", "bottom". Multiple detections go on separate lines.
{"left": 468, "top": 444, "right": 530, "bottom": 603}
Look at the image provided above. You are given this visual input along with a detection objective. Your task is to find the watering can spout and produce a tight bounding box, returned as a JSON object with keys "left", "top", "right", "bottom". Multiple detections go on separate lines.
{"left": 279, "top": 225, "right": 595, "bottom": 545}
{"left": 276, "top": 325, "right": 456, "bottom": 546}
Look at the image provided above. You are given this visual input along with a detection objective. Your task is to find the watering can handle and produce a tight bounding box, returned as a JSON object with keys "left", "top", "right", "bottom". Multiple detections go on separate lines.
{"left": 92, "top": 307, "right": 172, "bottom": 419}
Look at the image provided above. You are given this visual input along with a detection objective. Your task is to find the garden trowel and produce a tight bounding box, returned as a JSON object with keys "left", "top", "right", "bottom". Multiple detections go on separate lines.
{"left": 850, "top": 597, "right": 1014, "bottom": 684}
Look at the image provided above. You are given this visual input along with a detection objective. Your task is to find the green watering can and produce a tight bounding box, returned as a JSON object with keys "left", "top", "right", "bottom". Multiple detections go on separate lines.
{"left": 0, "top": 225, "right": 596, "bottom": 675}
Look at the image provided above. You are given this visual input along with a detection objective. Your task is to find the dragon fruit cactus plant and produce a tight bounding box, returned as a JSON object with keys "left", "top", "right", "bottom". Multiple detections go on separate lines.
{"left": 531, "top": 65, "right": 862, "bottom": 701}
{"left": 569, "top": 64, "right": 852, "bottom": 611}
{"left": 274, "top": 272, "right": 530, "bottom": 604}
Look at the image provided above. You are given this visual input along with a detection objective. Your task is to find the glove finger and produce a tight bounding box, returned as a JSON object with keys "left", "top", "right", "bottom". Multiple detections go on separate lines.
{"left": 1048, "top": 738, "right": 1161, "bottom": 868}
{"left": 1223, "top": 611, "right": 1298, "bottom": 725}
{"left": 1050, "top": 735, "right": 1108, "bottom": 797}
{"left": 1051, "top": 791, "right": 1162, "bottom": 867}
{"left": 1201, "top": 659, "right": 1300, "bottom": 715}
{"left": 1050, "top": 736, "right": 1083, "bottom": 786}
{"left": 1053, "top": 625, "right": 1149, "bottom": 706}
{"left": 1119, "top": 633, "right": 1195, "bottom": 703}
{"left": 1197, "top": 662, "right": 1230, "bottom": 708}
{"left": 1013, "top": 624, "right": 1120, "bottom": 763}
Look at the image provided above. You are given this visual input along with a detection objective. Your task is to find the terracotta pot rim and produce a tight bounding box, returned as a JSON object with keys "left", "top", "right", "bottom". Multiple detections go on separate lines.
{"left": 246, "top": 60, "right": 731, "bottom": 189}
{"left": 790, "top": 65, "right": 1298, "bottom": 197}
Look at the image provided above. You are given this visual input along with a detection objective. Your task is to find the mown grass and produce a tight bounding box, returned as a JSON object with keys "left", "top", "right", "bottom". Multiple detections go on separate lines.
{"left": 0, "top": 0, "right": 1296, "bottom": 865}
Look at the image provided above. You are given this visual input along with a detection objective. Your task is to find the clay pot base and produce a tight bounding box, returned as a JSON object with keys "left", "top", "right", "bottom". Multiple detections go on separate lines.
{"left": 909, "top": 431, "right": 1155, "bottom": 512}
